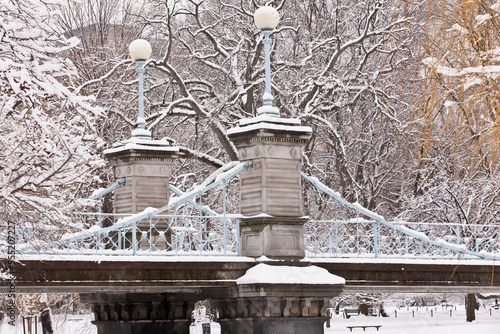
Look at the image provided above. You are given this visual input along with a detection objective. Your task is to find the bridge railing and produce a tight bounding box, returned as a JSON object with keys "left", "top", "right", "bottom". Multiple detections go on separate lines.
{"left": 18, "top": 212, "right": 240, "bottom": 256}
{"left": 11, "top": 161, "right": 499, "bottom": 260}
{"left": 16, "top": 162, "right": 251, "bottom": 256}
{"left": 302, "top": 173, "right": 500, "bottom": 260}
{"left": 304, "top": 218, "right": 499, "bottom": 259}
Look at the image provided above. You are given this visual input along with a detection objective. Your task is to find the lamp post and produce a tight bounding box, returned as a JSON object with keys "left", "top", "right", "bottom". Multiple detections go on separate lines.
{"left": 254, "top": 6, "right": 280, "bottom": 117}
{"left": 129, "top": 39, "right": 152, "bottom": 139}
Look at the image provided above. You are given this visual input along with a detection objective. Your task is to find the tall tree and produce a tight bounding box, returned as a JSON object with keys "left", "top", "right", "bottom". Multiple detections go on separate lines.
{"left": 57, "top": 0, "right": 147, "bottom": 145}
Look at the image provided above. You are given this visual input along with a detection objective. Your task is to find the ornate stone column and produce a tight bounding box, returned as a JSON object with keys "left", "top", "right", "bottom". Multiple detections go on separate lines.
{"left": 225, "top": 69, "right": 345, "bottom": 333}
{"left": 227, "top": 116, "right": 312, "bottom": 259}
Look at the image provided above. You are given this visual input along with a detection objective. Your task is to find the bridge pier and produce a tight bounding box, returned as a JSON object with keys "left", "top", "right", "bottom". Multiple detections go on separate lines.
{"left": 221, "top": 116, "right": 345, "bottom": 333}
{"left": 81, "top": 293, "right": 194, "bottom": 334}
{"left": 215, "top": 296, "right": 331, "bottom": 334}
{"left": 81, "top": 277, "right": 342, "bottom": 334}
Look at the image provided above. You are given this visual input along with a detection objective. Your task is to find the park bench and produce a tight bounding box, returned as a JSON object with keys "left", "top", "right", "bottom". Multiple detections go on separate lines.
{"left": 344, "top": 309, "right": 359, "bottom": 319}
{"left": 346, "top": 325, "right": 382, "bottom": 332}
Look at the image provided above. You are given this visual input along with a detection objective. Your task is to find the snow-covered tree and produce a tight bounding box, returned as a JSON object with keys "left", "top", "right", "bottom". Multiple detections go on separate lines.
{"left": 0, "top": 0, "right": 105, "bottom": 228}
{"left": 57, "top": 0, "right": 147, "bottom": 145}
{"left": 67, "top": 0, "right": 416, "bottom": 216}
{"left": 418, "top": 0, "right": 500, "bottom": 165}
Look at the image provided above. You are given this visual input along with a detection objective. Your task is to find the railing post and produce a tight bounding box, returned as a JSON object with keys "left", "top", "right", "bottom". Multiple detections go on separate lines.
{"left": 97, "top": 203, "right": 103, "bottom": 228}
{"left": 329, "top": 219, "right": 334, "bottom": 255}
{"left": 334, "top": 201, "right": 338, "bottom": 255}
{"left": 149, "top": 216, "right": 152, "bottom": 255}
{"left": 356, "top": 214, "right": 360, "bottom": 256}
{"left": 174, "top": 205, "right": 178, "bottom": 255}
{"left": 405, "top": 236, "right": 409, "bottom": 255}
{"left": 199, "top": 192, "right": 203, "bottom": 255}
{"left": 223, "top": 179, "right": 227, "bottom": 255}
{"left": 313, "top": 186, "right": 318, "bottom": 256}
{"left": 132, "top": 221, "right": 137, "bottom": 256}
{"left": 96, "top": 232, "right": 100, "bottom": 255}
{"left": 373, "top": 221, "right": 379, "bottom": 258}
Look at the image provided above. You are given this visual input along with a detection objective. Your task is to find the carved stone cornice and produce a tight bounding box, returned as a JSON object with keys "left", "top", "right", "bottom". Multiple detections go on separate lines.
{"left": 213, "top": 296, "right": 330, "bottom": 319}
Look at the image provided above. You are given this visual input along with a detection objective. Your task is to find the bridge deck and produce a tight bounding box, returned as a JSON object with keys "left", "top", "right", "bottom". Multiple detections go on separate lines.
{"left": 2, "top": 256, "right": 499, "bottom": 294}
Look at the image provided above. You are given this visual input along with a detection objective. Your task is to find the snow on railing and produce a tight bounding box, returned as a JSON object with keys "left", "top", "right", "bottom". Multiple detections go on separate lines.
{"left": 16, "top": 162, "right": 252, "bottom": 256}
{"left": 302, "top": 172, "right": 499, "bottom": 260}
{"left": 10, "top": 163, "right": 499, "bottom": 261}
{"left": 17, "top": 212, "right": 241, "bottom": 256}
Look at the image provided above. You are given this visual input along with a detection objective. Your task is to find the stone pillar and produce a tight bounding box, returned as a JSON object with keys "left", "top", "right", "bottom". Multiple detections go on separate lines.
{"left": 225, "top": 116, "right": 345, "bottom": 334}
{"left": 104, "top": 138, "right": 179, "bottom": 250}
{"left": 104, "top": 139, "right": 179, "bottom": 214}
{"left": 214, "top": 263, "right": 345, "bottom": 334}
{"left": 227, "top": 116, "right": 312, "bottom": 259}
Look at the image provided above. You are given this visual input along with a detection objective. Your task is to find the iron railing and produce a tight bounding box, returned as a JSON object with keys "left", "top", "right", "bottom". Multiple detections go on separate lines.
{"left": 302, "top": 172, "right": 500, "bottom": 260}
{"left": 15, "top": 162, "right": 251, "bottom": 256}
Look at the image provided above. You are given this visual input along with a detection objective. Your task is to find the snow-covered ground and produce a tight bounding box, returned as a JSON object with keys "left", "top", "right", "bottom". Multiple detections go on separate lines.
{"left": 1, "top": 306, "right": 498, "bottom": 333}
{"left": 0, "top": 313, "right": 95, "bottom": 334}
{"left": 326, "top": 305, "right": 500, "bottom": 334}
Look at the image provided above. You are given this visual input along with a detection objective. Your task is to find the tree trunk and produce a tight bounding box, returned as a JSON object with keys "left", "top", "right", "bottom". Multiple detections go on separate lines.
{"left": 466, "top": 293, "right": 478, "bottom": 322}
{"left": 41, "top": 308, "right": 54, "bottom": 334}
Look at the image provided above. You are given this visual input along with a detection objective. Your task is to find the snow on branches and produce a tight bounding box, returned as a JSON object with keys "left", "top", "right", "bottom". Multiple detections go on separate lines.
{"left": 0, "top": 0, "right": 105, "bottom": 226}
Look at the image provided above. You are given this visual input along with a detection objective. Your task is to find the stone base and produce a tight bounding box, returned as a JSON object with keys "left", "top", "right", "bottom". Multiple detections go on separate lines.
{"left": 240, "top": 217, "right": 307, "bottom": 259}
{"left": 92, "top": 316, "right": 326, "bottom": 334}
{"left": 218, "top": 316, "right": 327, "bottom": 334}
{"left": 93, "top": 320, "right": 190, "bottom": 334}
{"left": 81, "top": 263, "right": 344, "bottom": 334}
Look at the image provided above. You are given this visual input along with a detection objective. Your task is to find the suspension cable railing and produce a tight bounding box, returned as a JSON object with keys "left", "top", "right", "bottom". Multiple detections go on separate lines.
{"left": 17, "top": 162, "right": 252, "bottom": 256}
{"left": 11, "top": 162, "right": 498, "bottom": 260}
{"left": 302, "top": 172, "right": 499, "bottom": 261}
